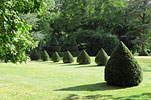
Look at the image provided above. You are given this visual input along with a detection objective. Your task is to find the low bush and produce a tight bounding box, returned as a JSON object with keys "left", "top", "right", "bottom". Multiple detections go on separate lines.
{"left": 51, "top": 52, "right": 61, "bottom": 62}
{"left": 139, "top": 50, "right": 149, "bottom": 56}
{"left": 63, "top": 51, "right": 74, "bottom": 63}
{"left": 30, "top": 49, "right": 40, "bottom": 60}
{"left": 41, "top": 50, "right": 50, "bottom": 61}
{"left": 77, "top": 50, "right": 91, "bottom": 64}
{"left": 95, "top": 48, "right": 109, "bottom": 66}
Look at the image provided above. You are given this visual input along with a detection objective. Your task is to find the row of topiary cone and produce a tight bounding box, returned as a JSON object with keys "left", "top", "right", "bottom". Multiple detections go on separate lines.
{"left": 43, "top": 49, "right": 109, "bottom": 66}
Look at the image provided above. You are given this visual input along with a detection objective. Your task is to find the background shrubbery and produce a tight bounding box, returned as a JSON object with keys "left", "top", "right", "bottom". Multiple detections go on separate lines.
{"left": 75, "top": 30, "right": 119, "bottom": 56}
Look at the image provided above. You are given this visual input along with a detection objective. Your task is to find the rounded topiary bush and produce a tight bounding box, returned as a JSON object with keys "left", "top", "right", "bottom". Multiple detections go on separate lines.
{"left": 63, "top": 51, "right": 74, "bottom": 63}
{"left": 41, "top": 50, "right": 50, "bottom": 61}
{"left": 77, "top": 50, "right": 91, "bottom": 64}
{"left": 30, "top": 49, "right": 40, "bottom": 60}
{"left": 95, "top": 48, "right": 109, "bottom": 66}
{"left": 139, "top": 50, "right": 149, "bottom": 56}
{"left": 51, "top": 52, "right": 61, "bottom": 62}
{"left": 105, "top": 41, "right": 143, "bottom": 87}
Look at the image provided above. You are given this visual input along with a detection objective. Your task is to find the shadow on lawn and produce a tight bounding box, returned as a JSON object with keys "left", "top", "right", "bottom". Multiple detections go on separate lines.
{"left": 55, "top": 82, "right": 124, "bottom": 91}
{"left": 60, "top": 63, "right": 78, "bottom": 66}
{"left": 60, "top": 63, "right": 103, "bottom": 68}
{"left": 63, "top": 93, "right": 151, "bottom": 100}
{"left": 77, "top": 65, "right": 104, "bottom": 68}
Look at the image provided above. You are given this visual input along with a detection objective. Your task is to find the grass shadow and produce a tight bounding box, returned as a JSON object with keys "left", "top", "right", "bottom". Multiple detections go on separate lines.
{"left": 63, "top": 93, "right": 151, "bottom": 100}
{"left": 42, "top": 61, "right": 64, "bottom": 65}
{"left": 77, "top": 65, "right": 104, "bottom": 68}
{"left": 60, "top": 63, "right": 104, "bottom": 68}
{"left": 55, "top": 82, "right": 124, "bottom": 91}
{"left": 114, "top": 93, "right": 151, "bottom": 100}
{"left": 60, "top": 63, "right": 82, "bottom": 66}
{"left": 63, "top": 94, "right": 113, "bottom": 100}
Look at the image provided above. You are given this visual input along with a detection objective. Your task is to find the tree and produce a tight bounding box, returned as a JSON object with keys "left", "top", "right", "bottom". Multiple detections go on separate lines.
{"left": 125, "top": 0, "right": 151, "bottom": 51}
{"left": 105, "top": 42, "right": 143, "bottom": 87}
{"left": 0, "top": 0, "right": 46, "bottom": 63}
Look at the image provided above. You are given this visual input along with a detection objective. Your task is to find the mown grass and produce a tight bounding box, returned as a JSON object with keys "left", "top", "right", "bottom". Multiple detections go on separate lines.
{"left": 0, "top": 57, "right": 151, "bottom": 100}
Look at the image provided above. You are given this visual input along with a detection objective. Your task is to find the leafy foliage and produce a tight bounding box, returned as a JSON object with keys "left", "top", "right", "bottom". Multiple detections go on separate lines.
{"left": 124, "top": 0, "right": 151, "bottom": 51}
{"left": 0, "top": 0, "right": 46, "bottom": 63}
{"left": 12, "top": 0, "right": 46, "bottom": 13}
{"left": 95, "top": 48, "right": 109, "bottom": 66}
{"left": 51, "top": 51, "right": 61, "bottom": 62}
{"left": 77, "top": 50, "right": 91, "bottom": 64}
{"left": 105, "top": 42, "right": 143, "bottom": 87}
{"left": 51, "top": 0, "right": 126, "bottom": 34}
{"left": 63, "top": 51, "right": 74, "bottom": 63}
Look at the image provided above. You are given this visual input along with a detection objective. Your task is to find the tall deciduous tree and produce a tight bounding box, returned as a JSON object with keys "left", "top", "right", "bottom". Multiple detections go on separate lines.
{"left": 0, "top": 0, "right": 46, "bottom": 63}
{"left": 126, "top": 0, "right": 151, "bottom": 50}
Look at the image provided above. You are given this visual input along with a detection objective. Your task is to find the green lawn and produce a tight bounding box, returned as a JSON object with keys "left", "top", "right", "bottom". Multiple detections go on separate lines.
{"left": 0, "top": 57, "right": 151, "bottom": 100}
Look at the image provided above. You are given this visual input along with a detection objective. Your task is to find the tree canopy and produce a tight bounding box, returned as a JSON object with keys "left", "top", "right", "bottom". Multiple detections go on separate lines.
{"left": 0, "top": 0, "right": 46, "bottom": 63}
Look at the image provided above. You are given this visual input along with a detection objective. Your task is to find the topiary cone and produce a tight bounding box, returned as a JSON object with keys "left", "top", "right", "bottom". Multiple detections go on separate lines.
{"left": 63, "top": 51, "right": 74, "bottom": 63}
{"left": 105, "top": 41, "right": 143, "bottom": 87}
{"left": 52, "top": 51, "right": 61, "bottom": 62}
{"left": 95, "top": 48, "right": 109, "bottom": 66}
{"left": 139, "top": 50, "right": 149, "bottom": 56}
{"left": 77, "top": 50, "right": 91, "bottom": 64}
{"left": 30, "top": 49, "right": 40, "bottom": 60}
{"left": 42, "top": 50, "right": 50, "bottom": 61}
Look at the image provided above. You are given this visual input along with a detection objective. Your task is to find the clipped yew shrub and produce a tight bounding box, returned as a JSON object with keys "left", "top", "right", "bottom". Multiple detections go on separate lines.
{"left": 66, "top": 37, "right": 79, "bottom": 57}
{"left": 139, "top": 50, "right": 149, "bottom": 56}
{"left": 30, "top": 49, "right": 40, "bottom": 60}
{"left": 52, "top": 52, "right": 61, "bottom": 62}
{"left": 47, "top": 35, "right": 61, "bottom": 57}
{"left": 77, "top": 50, "right": 91, "bottom": 64}
{"left": 63, "top": 51, "right": 74, "bottom": 63}
{"left": 41, "top": 50, "right": 50, "bottom": 61}
{"left": 105, "top": 41, "right": 143, "bottom": 87}
{"left": 95, "top": 48, "right": 109, "bottom": 66}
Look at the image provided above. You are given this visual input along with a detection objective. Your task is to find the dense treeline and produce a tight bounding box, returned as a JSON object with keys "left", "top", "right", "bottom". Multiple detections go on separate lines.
{"left": 23, "top": 0, "right": 151, "bottom": 58}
